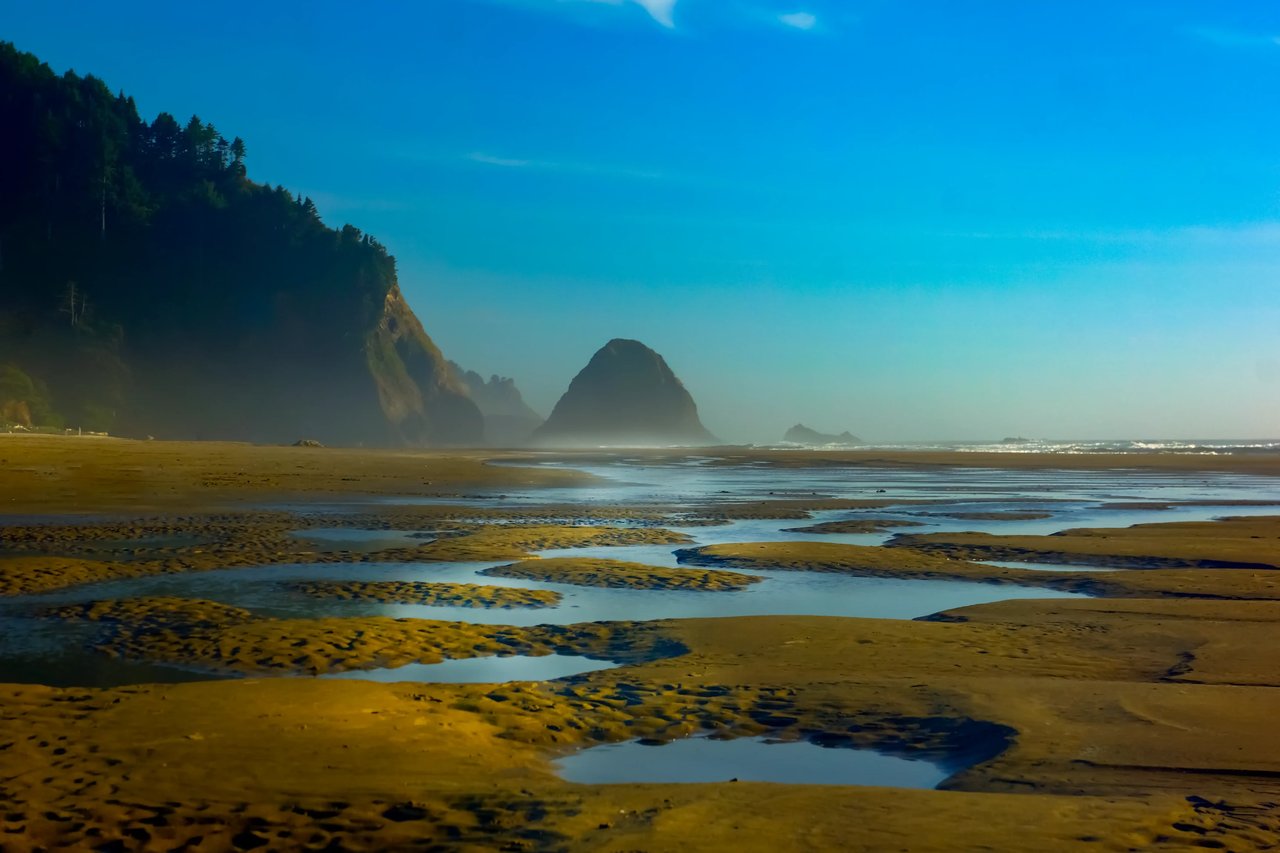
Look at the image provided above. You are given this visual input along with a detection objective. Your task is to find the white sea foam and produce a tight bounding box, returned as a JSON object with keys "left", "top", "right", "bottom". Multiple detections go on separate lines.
{"left": 756, "top": 439, "right": 1280, "bottom": 455}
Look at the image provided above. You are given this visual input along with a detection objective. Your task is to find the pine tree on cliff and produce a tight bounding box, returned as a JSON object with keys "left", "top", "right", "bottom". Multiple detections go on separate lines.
{"left": 0, "top": 41, "right": 479, "bottom": 444}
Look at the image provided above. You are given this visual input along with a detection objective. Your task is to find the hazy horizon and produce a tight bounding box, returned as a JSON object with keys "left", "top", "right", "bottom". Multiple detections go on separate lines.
{"left": 8, "top": 0, "right": 1278, "bottom": 444}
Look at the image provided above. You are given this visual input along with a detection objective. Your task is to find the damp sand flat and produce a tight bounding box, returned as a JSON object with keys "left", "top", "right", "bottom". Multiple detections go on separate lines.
{"left": 4, "top": 442, "right": 1280, "bottom": 851}
{"left": 3, "top": 459, "right": 1276, "bottom": 684}
{"left": 0, "top": 560, "right": 1085, "bottom": 634}
{"left": 428, "top": 457, "right": 1280, "bottom": 509}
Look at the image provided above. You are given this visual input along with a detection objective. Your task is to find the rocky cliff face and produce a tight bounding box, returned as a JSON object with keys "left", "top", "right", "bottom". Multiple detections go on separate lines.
{"left": 0, "top": 42, "right": 482, "bottom": 447}
{"left": 113, "top": 283, "right": 482, "bottom": 447}
{"left": 533, "top": 339, "right": 716, "bottom": 447}
{"left": 783, "top": 424, "right": 862, "bottom": 446}
{"left": 448, "top": 362, "right": 544, "bottom": 447}
{"left": 363, "top": 288, "right": 484, "bottom": 446}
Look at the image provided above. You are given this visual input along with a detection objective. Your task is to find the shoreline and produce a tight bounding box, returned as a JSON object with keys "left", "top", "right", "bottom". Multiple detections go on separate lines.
{"left": 3, "top": 436, "right": 1279, "bottom": 516}
{"left": 510, "top": 445, "right": 1280, "bottom": 476}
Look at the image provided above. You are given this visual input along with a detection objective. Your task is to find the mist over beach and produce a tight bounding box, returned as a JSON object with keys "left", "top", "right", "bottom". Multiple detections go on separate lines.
{"left": 2, "top": 2, "right": 1280, "bottom": 851}
{"left": 5, "top": 1, "right": 1279, "bottom": 445}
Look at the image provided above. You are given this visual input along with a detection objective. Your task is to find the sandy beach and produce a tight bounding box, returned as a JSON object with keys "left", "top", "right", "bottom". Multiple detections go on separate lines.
{"left": 2, "top": 435, "right": 1280, "bottom": 850}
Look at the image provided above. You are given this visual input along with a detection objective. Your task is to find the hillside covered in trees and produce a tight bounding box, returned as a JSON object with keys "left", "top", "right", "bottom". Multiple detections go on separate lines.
{"left": 0, "top": 42, "right": 481, "bottom": 445}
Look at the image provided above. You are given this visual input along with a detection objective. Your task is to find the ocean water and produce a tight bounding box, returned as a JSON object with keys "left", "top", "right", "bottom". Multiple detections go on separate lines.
{"left": 319, "top": 654, "right": 620, "bottom": 684}
{"left": 768, "top": 438, "right": 1280, "bottom": 455}
{"left": 555, "top": 736, "right": 950, "bottom": 788}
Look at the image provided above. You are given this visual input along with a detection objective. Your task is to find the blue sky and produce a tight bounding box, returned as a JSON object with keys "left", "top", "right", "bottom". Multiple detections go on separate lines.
{"left": 6, "top": 0, "right": 1279, "bottom": 440}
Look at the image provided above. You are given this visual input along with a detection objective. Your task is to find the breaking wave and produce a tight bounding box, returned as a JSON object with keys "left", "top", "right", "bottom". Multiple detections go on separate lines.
{"left": 765, "top": 439, "right": 1280, "bottom": 456}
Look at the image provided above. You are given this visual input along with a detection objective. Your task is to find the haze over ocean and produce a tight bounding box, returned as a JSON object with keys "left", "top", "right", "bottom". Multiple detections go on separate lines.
{"left": 7, "top": 0, "right": 1278, "bottom": 442}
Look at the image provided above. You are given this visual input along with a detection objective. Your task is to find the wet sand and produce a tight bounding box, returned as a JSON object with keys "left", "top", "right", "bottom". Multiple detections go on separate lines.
{"left": 2, "top": 436, "right": 1280, "bottom": 850}
{"left": 0, "top": 435, "right": 592, "bottom": 513}
{"left": 49, "top": 596, "right": 678, "bottom": 675}
{"left": 781, "top": 518, "right": 926, "bottom": 534}
{"left": 891, "top": 515, "right": 1280, "bottom": 568}
{"left": 678, "top": 532, "right": 1280, "bottom": 599}
{"left": 287, "top": 580, "right": 564, "bottom": 608}
{"left": 481, "top": 557, "right": 762, "bottom": 591}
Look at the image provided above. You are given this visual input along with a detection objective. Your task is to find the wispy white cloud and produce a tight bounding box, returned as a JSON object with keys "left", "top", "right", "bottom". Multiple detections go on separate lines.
{"left": 631, "top": 0, "right": 678, "bottom": 28}
{"left": 473, "top": 0, "right": 842, "bottom": 34}
{"left": 467, "top": 152, "right": 532, "bottom": 168}
{"left": 942, "top": 222, "right": 1280, "bottom": 250}
{"left": 576, "top": 0, "right": 678, "bottom": 28}
{"left": 1186, "top": 26, "right": 1280, "bottom": 49}
{"left": 778, "top": 11, "right": 818, "bottom": 31}
{"left": 376, "top": 144, "right": 678, "bottom": 182}
{"left": 465, "top": 150, "right": 667, "bottom": 180}
{"left": 1177, "top": 222, "right": 1280, "bottom": 246}
{"left": 488, "top": 0, "right": 679, "bottom": 29}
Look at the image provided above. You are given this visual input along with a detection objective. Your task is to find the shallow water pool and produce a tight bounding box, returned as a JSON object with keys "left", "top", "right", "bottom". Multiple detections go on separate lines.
{"left": 3, "top": 459, "right": 1276, "bottom": 687}
{"left": 4, "top": 560, "right": 1085, "bottom": 629}
{"left": 555, "top": 736, "right": 950, "bottom": 788}
{"left": 319, "top": 654, "right": 620, "bottom": 683}
{"left": 978, "top": 559, "right": 1112, "bottom": 573}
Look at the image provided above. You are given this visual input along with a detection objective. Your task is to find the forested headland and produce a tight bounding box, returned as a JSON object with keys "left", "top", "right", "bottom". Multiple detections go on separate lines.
{"left": 0, "top": 42, "right": 481, "bottom": 445}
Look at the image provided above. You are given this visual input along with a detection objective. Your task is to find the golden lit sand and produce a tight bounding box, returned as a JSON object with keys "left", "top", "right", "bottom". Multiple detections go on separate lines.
{"left": 287, "top": 580, "right": 563, "bottom": 608}
{"left": 481, "top": 557, "right": 761, "bottom": 591}
{"left": 0, "top": 519, "right": 692, "bottom": 597}
{"left": 780, "top": 517, "right": 926, "bottom": 534}
{"left": 679, "top": 521, "right": 1280, "bottom": 600}
{"left": 410, "top": 524, "right": 693, "bottom": 562}
{"left": 0, "top": 555, "right": 151, "bottom": 596}
{"left": 891, "top": 515, "right": 1280, "bottom": 568}
{"left": 49, "top": 596, "right": 679, "bottom": 675}
{"left": 4, "top": 610, "right": 1280, "bottom": 849}
{"left": 3, "top": 438, "right": 1280, "bottom": 849}
{"left": 0, "top": 434, "right": 589, "bottom": 512}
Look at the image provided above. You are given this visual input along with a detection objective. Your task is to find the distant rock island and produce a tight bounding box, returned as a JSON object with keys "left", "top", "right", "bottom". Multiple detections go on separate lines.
{"left": 0, "top": 43, "right": 481, "bottom": 446}
{"left": 532, "top": 339, "right": 717, "bottom": 447}
{"left": 784, "top": 424, "right": 862, "bottom": 446}
{"left": 448, "top": 362, "right": 544, "bottom": 447}
{"left": 1001, "top": 437, "right": 1032, "bottom": 444}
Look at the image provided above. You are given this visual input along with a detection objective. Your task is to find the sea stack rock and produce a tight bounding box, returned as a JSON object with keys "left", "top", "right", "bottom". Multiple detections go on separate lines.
{"left": 783, "top": 424, "right": 862, "bottom": 446}
{"left": 448, "top": 361, "right": 544, "bottom": 446}
{"left": 532, "top": 339, "right": 717, "bottom": 447}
